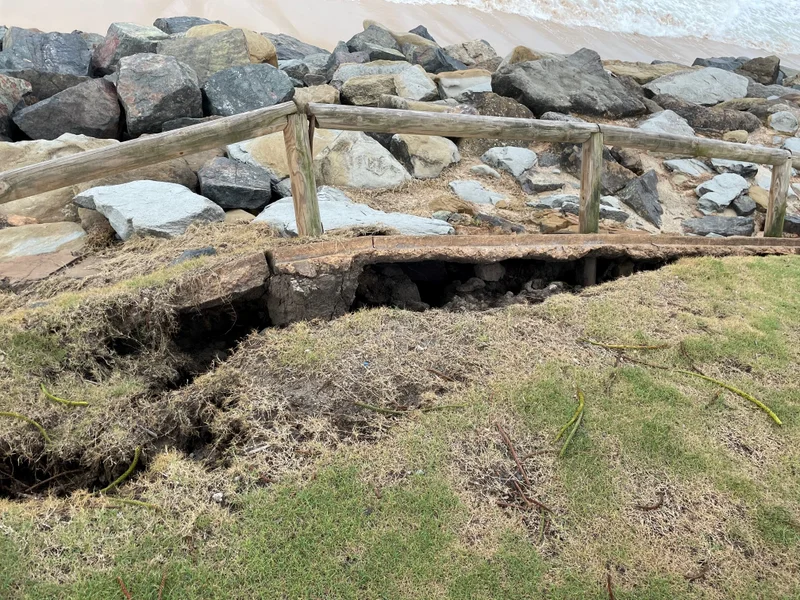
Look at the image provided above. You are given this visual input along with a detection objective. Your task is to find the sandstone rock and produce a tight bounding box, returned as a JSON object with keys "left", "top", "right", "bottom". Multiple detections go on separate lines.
{"left": 617, "top": 170, "right": 662, "bottom": 227}
{"left": 378, "top": 95, "right": 453, "bottom": 112}
{"left": 609, "top": 146, "right": 644, "bottom": 175}
{"left": 153, "top": 16, "right": 219, "bottom": 34}
{"left": 768, "top": 111, "right": 799, "bottom": 134}
{"left": 254, "top": 186, "right": 452, "bottom": 235}
{"left": 538, "top": 211, "right": 573, "bottom": 233}
{"left": 653, "top": 94, "right": 761, "bottom": 132}
{"left": 736, "top": 56, "right": 780, "bottom": 85}
{"left": 695, "top": 173, "right": 749, "bottom": 213}
{"left": 723, "top": 130, "right": 749, "bottom": 143}
{"left": 449, "top": 180, "right": 505, "bottom": 205}
{"left": 637, "top": 109, "right": 695, "bottom": 136}
{"left": 428, "top": 194, "right": 476, "bottom": 215}
{"left": 664, "top": 158, "right": 713, "bottom": 177}
{"left": 0, "top": 222, "right": 86, "bottom": 261}
{"left": 262, "top": 33, "right": 329, "bottom": 60}
{"left": 224, "top": 209, "right": 256, "bottom": 223}
{"left": 435, "top": 69, "right": 491, "bottom": 101}
{"left": 202, "top": 64, "right": 294, "bottom": 116}
{"left": 331, "top": 61, "right": 438, "bottom": 101}
{"left": 186, "top": 24, "right": 277, "bottom": 67}
{"left": 0, "top": 73, "right": 31, "bottom": 138}
{"left": 682, "top": 215, "right": 754, "bottom": 236}
{"left": 117, "top": 53, "right": 202, "bottom": 137}
{"left": 12, "top": 78, "right": 119, "bottom": 139}
{"left": 315, "top": 131, "right": 411, "bottom": 189}
{"left": 644, "top": 67, "right": 749, "bottom": 105}
{"left": 748, "top": 185, "right": 770, "bottom": 210}
{"left": 710, "top": 158, "right": 758, "bottom": 178}
{"left": 92, "top": 23, "right": 168, "bottom": 75}
{"left": 294, "top": 84, "right": 340, "bottom": 105}
{"left": 74, "top": 181, "right": 224, "bottom": 240}
{"left": 198, "top": 157, "right": 273, "bottom": 210}
{"left": 157, "top": 29, "right": 251, "bottom": 84}
{"left": 602, "top": 60, "right": 691, "bottom": 84}
{"left": 481, "top": 146, "right": 537, "bottom": 178}
{"left": 390, "top": 134, "right": 460, "bottom": 178}
{"left": 463, "top": 91, "right": 534, "bottom": 118}
{"left": 341, "top": 74, "right": 398, "bottom": 106}
{"left": 492, "top": 48, "right": 645, "bottom": 117}
{"left": 444, "top": 40, "right": 498, "bottom": 68}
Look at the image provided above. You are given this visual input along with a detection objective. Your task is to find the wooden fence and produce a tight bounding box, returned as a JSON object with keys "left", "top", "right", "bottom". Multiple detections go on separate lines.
{"left": 0, "top": 99, "right": 796, "bottom": 241}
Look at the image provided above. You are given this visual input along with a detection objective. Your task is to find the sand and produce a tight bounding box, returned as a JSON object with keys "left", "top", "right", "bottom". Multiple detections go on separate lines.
{"left": 4, "top": 0, "right": 800, "bottom": 69}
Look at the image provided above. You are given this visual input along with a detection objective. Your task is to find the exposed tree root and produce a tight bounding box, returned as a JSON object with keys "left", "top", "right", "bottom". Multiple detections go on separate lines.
{"left": 635, "top": 490, "right": 665, "bottom": 511}
{"left": 354, "top": 401, "right": 465, "bottom": 415}
{"left": 579, "top": 338, "right": 670, "bottom": 351}
{"left": 0, "top": 411, "right": 51, "bottom": 443}
{"left": 40, "top": 383, "right": 89, "bottom": 408}
{"left": 557, "top": 388, "right": 585, "bottom": 458}
{"left": 104, "top": 497, "right": 161, "bottom": 512}
{"left": 99, "top": 446, "right": 141, "bottom": 494}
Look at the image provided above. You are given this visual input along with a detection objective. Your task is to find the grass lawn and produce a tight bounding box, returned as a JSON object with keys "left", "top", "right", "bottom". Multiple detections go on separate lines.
{"left": 1, "top": 253, "right": 799, "bottom": 599}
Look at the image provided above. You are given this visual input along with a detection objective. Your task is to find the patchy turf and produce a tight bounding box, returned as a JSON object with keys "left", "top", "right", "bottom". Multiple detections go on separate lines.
{"left": 1, "top": 252, "right": 800, "bottom": 599}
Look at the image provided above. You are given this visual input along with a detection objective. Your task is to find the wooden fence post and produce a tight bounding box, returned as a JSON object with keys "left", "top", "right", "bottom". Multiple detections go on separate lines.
{"left": 580, "top": 131, "right": 603, "bottom": 285}
{"left": 764, "top": 157, "right": 792, "bottom": 238}
{"left": 283, "top": 112, "right": 323, "bottom": 237}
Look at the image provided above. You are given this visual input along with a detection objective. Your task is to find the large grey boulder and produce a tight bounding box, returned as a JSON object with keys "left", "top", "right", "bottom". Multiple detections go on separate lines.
{"left": 652, "top": 94, "right": 761, "bottom": 133}
{"left": 0, "top": 222, "right": 86, "bottom": 261}
{"left": 682, "top": 215, "right": 754, "bottom": 236}
{"left": 664, "top": 159, "right": 713, "bottom": 177}
{"left": 315, "top": 131, "right": 412, "bottom": 189}
{"left": 481, "top": 146, "right": 537, "bottom": 178}
{"left": 74, "top": 181, "right": 224, "bottom": 240}
{"left": 198, "top": 157, "right": 273, "bottom": 210}
{"left": 253, "top": 186, "right": 453, "bottom": 235}
{"left": 262, "top": 33, "right": 329, "bottom": 60}
{"left": 637, "top": 109, "right": 695, "bottom": 136}
{"left": 324, "top": 41, "right": 370, "bottom": 82}
{"left": 767, "top": 111, "right": 799, "bottom": 134}
{"left": 449, "top": 180, "right": 506, "bottom": 205}
{"left": 390, "top": 134, "right": 460, "bottom": 179}
{"left": 0, "top": 27, "right": 91, "bottom": 77}
{"left": 346, "top": 24, "right": 401, "bottom": 54}
{"left": 202, "top": 64, "right": 294, "bottom": 116}
{"left": 153, "top": 17, "right": 219, "bottom": 35}
{"left": 12, "top": 78, "right": 120, "bottom": 139}
{"left": 492, "top": 48, "right": 646, "bottom": 117}
{"left": 444, "top": 40, "right": 498, "bottom": 68}
{"left": 617, "top": 170, "right": 662, "bottom": 227}
{"left": 745, "top": 81, "right": 797, "bottom": 98}
{"left": 92, "top": 23, "right": 169, "bottom": 75}
{"left": 644, "top": 68, "right": 749, "bottom": 105}
{"left": 0, "top": 73, "right": 31, "bottom": 138}
{"left": 157, "top": 29, "right": 251, "bottom": 84}
{"left": 116, "top": 53, "right": 202, "bottom": 137}
{"left": 331, "top": 61, "right": 437, "bottom": 101}
{"left": 695, "top": 173, "right": 749, "bottom": 213}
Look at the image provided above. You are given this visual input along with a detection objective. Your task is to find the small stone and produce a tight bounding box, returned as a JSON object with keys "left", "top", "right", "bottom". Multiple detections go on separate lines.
{"left": 518, "top": 174, "right": 564, "bottom": 194}
{"left": 695, "top": 173, "right": 749, "bottom": 212}
{"left": 768, "top": 111, "right": 799, "bottom": 134}
{"left": 449, "top": 180, "right": 506, "bottom": 205}
{"left": 783, "top": 137, "right": 800, "bottom": 155}
{"left": 480, "top": 146, "right": 537, "bottom": 178}
{"left": 475, "top": 262, "right": 505, "bottom": 282}
{"left": 198, "top": 157, "right": 273, "bottom": 210}
{"left": 432, "top": 210, "right": 452, "bottom": 221}
{"left": 456, "top": 277, "right": 486, "bottom": 293}
{"left": 428, "top": 195, "right": 476, "bottom": 215}
{"left": 710, "top": 158, "right": 758, "bottom": 178}
{"left": 637, "top": 110, "right": 695, "bottom": 137}
{"left": 723, "top": 130, "right": 749, "bottom": 143}
{"left": 538, "top": 212, "right": 573, "bottom": 233}
{"left": 224, "top": 209, "right": 256, "bottom": 223}
{"left": 731, "top": 195, "right": 757, "bottom": 216}
{"left": 469, "top": 165, "right": 501, "bottom": 179}
{"left": 211, "top": 492, "right": 224, "bottom": 503}
{"left": 527, "top": 194, "right": 579, "bottom": 209}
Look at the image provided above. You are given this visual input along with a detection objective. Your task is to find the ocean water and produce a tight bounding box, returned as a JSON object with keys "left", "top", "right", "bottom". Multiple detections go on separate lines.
{"left": 381, "top": 0, "right": 800, "bottom": 54}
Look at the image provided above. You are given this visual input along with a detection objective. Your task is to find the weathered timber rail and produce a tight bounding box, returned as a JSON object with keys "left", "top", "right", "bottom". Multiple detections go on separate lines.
{"left": 1, "top": 99, "right": 798, "bottom": 246}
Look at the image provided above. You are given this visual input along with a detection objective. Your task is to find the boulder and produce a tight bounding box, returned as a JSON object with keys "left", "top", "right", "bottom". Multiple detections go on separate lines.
{"left": 390, "top": 134, "right": 460, "bottom": 178}
{"left": 116, "top": 53, "right": 202, "bottom": 137}
{"left": 481, "top": 146, "right": 537, "bottom": 178}
{"left": 153, "top": 16, "right": 219, "bottom": 35}
{"left": 202, "top": 64, "right": 294, "bottom": 116}
{"left": 409, "top": 26, "right": 436, "bottom": 43}
{"left": 695, "top": 173, "right": 749, "bottom": 213}
{"left": 185, "top": 24, "right": 277, "bottom": 67}
{"left": 0, "top": 28, "right": 91, "bottom": 76}
{"left": 74, "top": 181, "right": 224, "bottom": 240}
{"left": 664, "top": 158, "right": 713, "bottom": 177}
{"left": 0, "top": 65, "right": 89, "bottom": 100}
{"left": 723, "top": 130, "right": 749, "bottom": 143}
{"left": 528, "top": 193, "right": 578, "bottom": 209}
{"left": 517, "top": 173, "right": 564, "bottom": 194}
{"left": 279, "top": 58, "right": 310, "bottom": 83}
{"left": 767, "top": 111, "right": 798, "bottom": 134}
{"left": 748, "top": 185, "right": 770, "bottom": 210}
{"left": 0, "top": 73, "right": 31, "bottom": 138}
{"left": 784, "top": 214, "right": 800, "bottom": 235}
{"left": 745, "top": 81, "right": 797, "bottom": 98}
{"left": 227, "top": 128, "right": 341, "bottom": 179}
{"left": 492, "top": 48, "right": 646, "bottom": 117}
{"left": 449, "top": 180, "right": 505, "bottom": 205}
{"left": 617, "top": 170, "right": 662, "bottom": 227}
{"left": 444, "top": 40, "right": 498, "bottom": 68}
{"left": 782, "top": 137, "right": 800, "bottom": 155}
{"left": 561, "top": 145, "right": 636, "bottom": 195}
{"left": 462, "top": 91, "right": 534, "bottom": 118}
{"left": 710, "top": 158, "right": 758, "bottom": 177}
{"left": 470, "top": 165, "right": 501, "bottom": 179}
{"left": 735, "top": 56, "right": 780, "bottom": 85}
{"left": 225, "top": 209, "right": 256, "bottom": 223}
{"left": 157, "top": 29, "right": 251, "bottom": 84}
{"left": 609, "top": 146, "right": 644, "bottom": 175}
{"left": 324, "top": 41, "right": 370, "bottom": 81}
{"left": 262, "top": 33, "right": 329, "bottom": 60}
{"left": 652, "top": 94, "right": 761, "bottom": 132}
{"left": 731, "top": 195, "right": 756, "bottom": 216}
{"left": 378, "top": 95, "right": 453, "bottom": 113}
{"left": 539, "top": 112, "right": 585, "bottom": 122}
{"left": 198, "top": 157, "right": 273, "bottom": 210}
{"left": 346, "top": 24, "right": 401, "bottom": 55}
{"left": 435, "top": 69, "right": 492, "bottom": 101}
{"left": 0, "top": 222, "right": 86, "bottom": 261}
{"left": 92, "top": 23, "right": 169, "bottom": 75}
{"left": 397, "top": 36, "right": 465, "bottom": 74}
{"left": 340, "top": 74, "right": 398, "bottom": 106}
{"left": 692, "top": 57, "right": 748, "bottom": 71}
{"left": 315, "top": 131, "right": 411, "bottom": 189}
{"left": 254, "top": 186, "right": 453, "bottom": 235}
{"left": 682, "top": 215, "right": 754, "bottom": 236}
{"left": 429, "top": 194, "right": 476, "bottom": 215}
{"left": 294, "top": 84, "right": 339, "bottom": 105}
{"left": 602, "top": 60, "right": 691, "bottom": 84}
{"left": 331, "top": 61, "right": 434, "bottom": 94}
{"left": 12, "top": 78, "right": 119, "bottom": 139}
{"left": 643, "top": 68, "right": 749, "bottom": 105}
{"left": 637, "top": 109, "right": 695, "bottom": 136}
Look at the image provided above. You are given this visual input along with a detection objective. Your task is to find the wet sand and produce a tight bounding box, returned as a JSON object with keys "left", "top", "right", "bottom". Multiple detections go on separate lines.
{"left": 4, "top": 0, "right": 800, "bottom": 68}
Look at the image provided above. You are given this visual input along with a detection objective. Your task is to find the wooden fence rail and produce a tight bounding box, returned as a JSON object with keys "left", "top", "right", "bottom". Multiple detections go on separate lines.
{"left": 0, "top": 98, "right": 796, "bottom": 241}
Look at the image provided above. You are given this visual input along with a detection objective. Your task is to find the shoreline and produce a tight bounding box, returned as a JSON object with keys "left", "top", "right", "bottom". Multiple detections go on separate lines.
{"left": 4, "top": 0, "right": 800, "bottom": 69}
